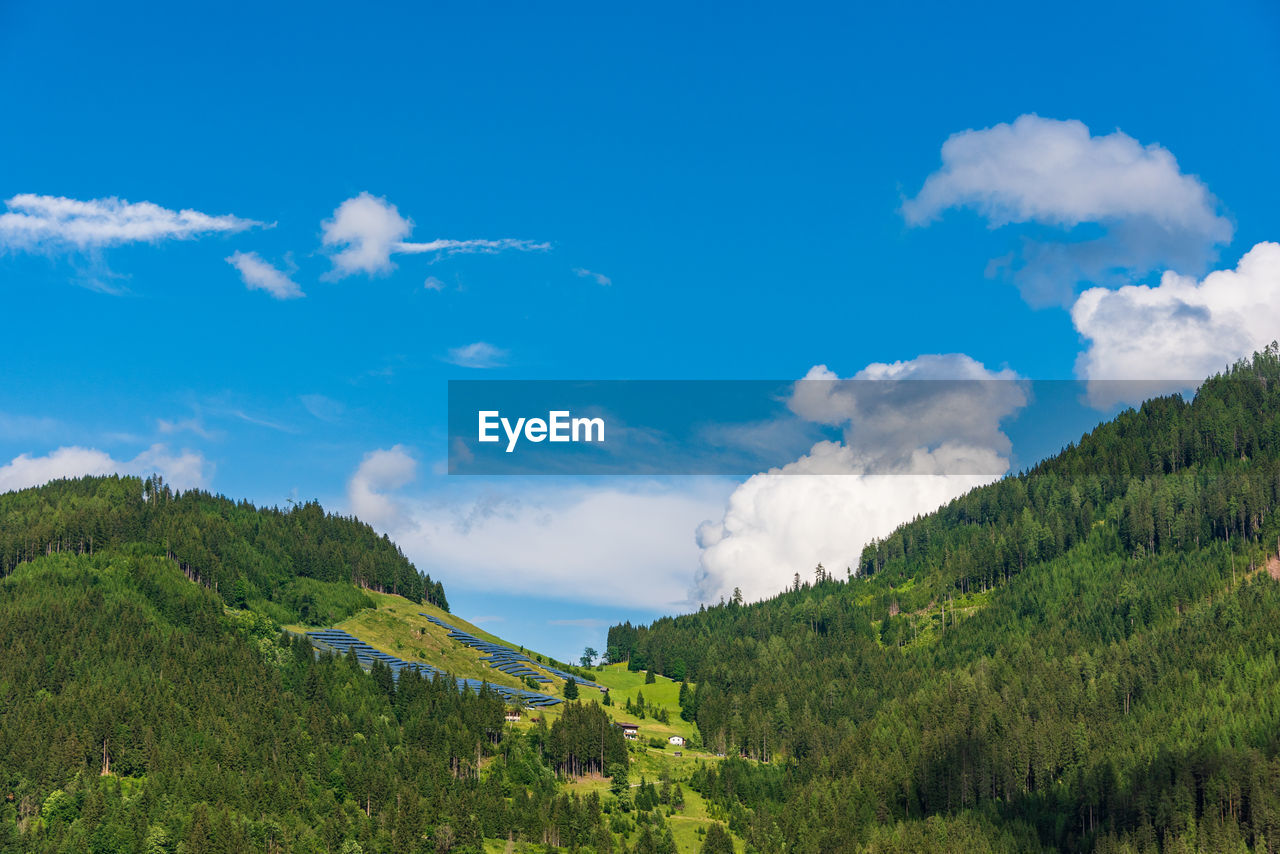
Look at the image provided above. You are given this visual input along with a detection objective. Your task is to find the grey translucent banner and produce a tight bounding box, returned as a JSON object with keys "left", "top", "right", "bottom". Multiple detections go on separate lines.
{"left": 446, "top": 379, "right": 1199, "bottom": 475}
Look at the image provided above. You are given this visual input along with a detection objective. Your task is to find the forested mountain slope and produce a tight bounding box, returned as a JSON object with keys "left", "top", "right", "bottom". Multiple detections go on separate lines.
{"left": 0, "top": 551, "right": 643, "bottom": 853}
{"left": 610, "top": 347, "right": 1280, "bottom": 853}
{"left": 0, "top": 483, "right": 686, "bottom": 854}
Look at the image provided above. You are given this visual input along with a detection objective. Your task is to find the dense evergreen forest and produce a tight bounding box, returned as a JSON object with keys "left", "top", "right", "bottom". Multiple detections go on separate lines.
{"left": 0, "top": 497, "right": 679, "bottom": 853}
{"left": 610, "top": 347, "right": 1280, "bottom": 853}
{"left": 0, "top": 476, "right": 448, "bottom": 622}
{"left": 8, "top": 349, "right": 1280, "bottom": 852}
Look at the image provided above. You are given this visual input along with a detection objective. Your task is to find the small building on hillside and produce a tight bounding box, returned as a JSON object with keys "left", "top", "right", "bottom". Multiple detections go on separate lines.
{"left": 504, "top": 709, "right": 522, "bottom": 722}
{"left": 617, "top": 722, "right": 640, "bottom": 741}
{"left": 668, "top": 735, "right": 685, "bottom": 746}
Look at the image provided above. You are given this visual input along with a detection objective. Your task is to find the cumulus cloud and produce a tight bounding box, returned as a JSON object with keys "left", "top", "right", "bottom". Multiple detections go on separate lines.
{"left": 695, "top": 466, "right": 998, "bottom": 604}
{"left": 445, "top": 341, "right": 507, "bottom": 369}
{"left": 226, "top": 251, "right": 303, "bottom": 299}
{"left": 789, "top": 354, "right": 1024, "bottom": 472}
{"left": 694, "top": 354, "right": 1027, "bottom": 605}
{"left": 1072, "top": 241, "right": 1280, "bottom": 407}
{"left": 0, "top": 193, "right": 260, "bottom": 251}
{"left": 903, "top": 115, "right": 1232, "bottom": 305}
{"left": 0, "top": 444, "right": 209, "bottom": 495}
{"left": 321, "top": 193, "right": 413, "bottom": 278}
{"left": 573, "top": 267, "right": 612, "bottom": 286}
{"left": 347, "top": 445, "right": 419, "bottom": 529}
{"left": 321, "top": 192, "right": 548, "bottom": 278}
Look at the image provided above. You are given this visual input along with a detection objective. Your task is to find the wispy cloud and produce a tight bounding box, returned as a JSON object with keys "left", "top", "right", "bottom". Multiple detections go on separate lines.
{"left": 548, "top": 618, "right": 609, "bottom": 628}
{"left": 445, "top": 341, "right": 507, "bottom": 369}
{"left": 157, "top": 416, "right": 219, "bottom": 440}
{"left": 226, "top": 251, "right": 303, "bottom": 300}
{"left": 424, "top": 275, "right": 447, "bottom": 291}
{"left": 573, "top": 267, "right": 612, "bottom": 286}
{"left": 468, "top": 615, "right": 505, "bottom": 625}
{"left": 0, "top": 194, "right": 261, "bottom": 252}
{"left": 157, "top": 399, "right": 292, "bottom": 438}
{"left": 229, "top": 409, "right": 294, "bottom": 433}
{"left": 300, "top": 394, "right": 345, "bottom": 422}
{"left": 397, "top": 238, "right": 549, "bottom": 256}
{"left": 321, "top": 192, "right": 547, "bottom": 278}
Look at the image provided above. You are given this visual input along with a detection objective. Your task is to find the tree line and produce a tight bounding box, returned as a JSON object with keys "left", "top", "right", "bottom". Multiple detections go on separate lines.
{"left": 0, "top": 474, "right": 449, "bottom": 622}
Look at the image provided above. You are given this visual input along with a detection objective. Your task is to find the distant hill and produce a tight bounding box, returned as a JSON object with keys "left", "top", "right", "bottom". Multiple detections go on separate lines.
{"left": 609, "top": 346, "right": 1280, "bottom": 853}
{"left": 0, "top": 475, "right": 448, "bottom": 623}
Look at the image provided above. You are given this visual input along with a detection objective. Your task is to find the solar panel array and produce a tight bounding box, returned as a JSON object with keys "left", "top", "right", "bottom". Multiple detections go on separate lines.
{"left": 419, "top": 614, "right": 605, "bottom": 691}
{"left": 305, "top": 628, "right": 563, "bottom": 708}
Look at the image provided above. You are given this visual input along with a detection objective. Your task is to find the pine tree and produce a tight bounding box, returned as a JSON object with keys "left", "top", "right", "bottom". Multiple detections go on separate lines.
{"left": 701, "top": 823, "right": 734, "bottom": 854}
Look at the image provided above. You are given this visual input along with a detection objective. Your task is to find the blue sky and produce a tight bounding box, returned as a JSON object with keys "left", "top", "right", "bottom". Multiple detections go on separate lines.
{"left": 3, "top": 0, "right": 1279, "bottom": 659}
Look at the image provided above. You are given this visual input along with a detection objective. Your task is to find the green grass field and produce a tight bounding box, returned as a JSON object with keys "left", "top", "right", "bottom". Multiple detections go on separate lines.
{"left": 590, "top": 663, "right": 701, "bottom": 744}
{"left": 286, "top": 592, "right": 590, "bottom": 695}
{"left": 288, "top": 588, "right": 742, "bottom": 852}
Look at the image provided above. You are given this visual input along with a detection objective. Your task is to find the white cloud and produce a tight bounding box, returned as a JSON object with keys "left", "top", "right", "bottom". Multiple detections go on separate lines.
{"left": 903, "top": 115, "right": 1232, "bottom": 305}
{"left": 424, "top": 275, "right": 446, "bottom": 291}
{"left": 347, "top": 445, "right": 419, "bottom": 529}
{"left": 694, "top": 354, "right": 1027, "bottom": 605}
{"left": 226, "top": 251, "right": 303, "bottom": 299}
{"left": 130, "top": 445, "right": 209, "bottom": 491}
{"left": 321, "top": 192, "right": 413, "bottom": 278}
{"left": 695, "top": 466, "right": 998, "bottom": 605}
{"left": 344, "top": 356, "right": 1027, "bottom": 612}
{"left": 1072, "top": 241, "right": 1280, "bottom": 407}
{"left": 446, "top": 341, "right": 507, "bottom": 369}
{"left": 321, "top": 192, "right": 548, "bottom": 278}
{"left": 0, "top": 193, "right": 260, "bottom": 251}
{"left": 789, "top": 354, "right": 1024, "bottom": 471}
{"left": 573, "top": 267, "right": 612, "bottom": 286}
{"left": 0, "top": 444, "right": 209, "bottom": 495}
{"left": 345, "top": 468, "right": 730, "bottom": 611}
